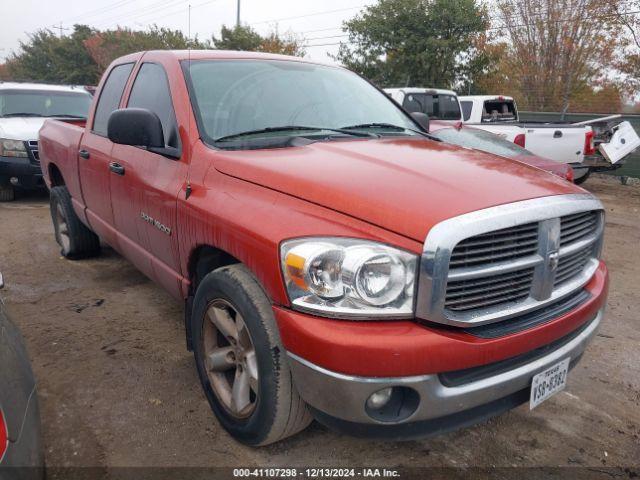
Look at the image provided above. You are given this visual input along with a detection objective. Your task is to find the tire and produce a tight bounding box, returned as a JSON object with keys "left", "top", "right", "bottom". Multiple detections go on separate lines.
{"left": 49, "top": 186, "right": 100, "bottom": 259}
{"left": 0, "top": 186, "right": 14, "bottom": 202}
{"left": 191, "top": 264, "right": 312, "bottom": 446}
{"left": 574, "top": 169, "right": 591, "bottom": 185}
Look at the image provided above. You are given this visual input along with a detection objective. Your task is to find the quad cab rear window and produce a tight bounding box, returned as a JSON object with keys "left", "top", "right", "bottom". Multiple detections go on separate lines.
{"left": 92, "top": 63, "right": 134, "bottom": 136}
{"left": 482, "top": 99, "right": 517, "bottom": 123}
{"left": 402, "top": 93, "right": 461, "bottom": 121}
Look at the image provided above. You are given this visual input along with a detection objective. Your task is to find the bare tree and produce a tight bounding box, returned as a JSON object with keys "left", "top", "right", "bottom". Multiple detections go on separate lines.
{"left": 496, "top": 0, "right": 621, "bottom": 114}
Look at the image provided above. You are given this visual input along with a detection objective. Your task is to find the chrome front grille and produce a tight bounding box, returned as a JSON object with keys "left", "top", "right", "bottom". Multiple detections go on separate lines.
{"left": 445, "top": 267, "right": 535, "bottom": 311}
{"left": 449, "top": 222, "right": 538, "bottom": 268}
{"left": 560, "top": 211, "right": 598, "bottom": 246}
{"left": 416, "top": 194, "right": 604, "bottom": 327}
{"left": 554, "top": 246, "right": 592, "bottom": 287}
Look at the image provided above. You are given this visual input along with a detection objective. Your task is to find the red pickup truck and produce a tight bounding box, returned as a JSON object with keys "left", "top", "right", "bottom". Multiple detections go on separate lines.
{"left": 39, "top": 50, "right": 608, "bottom": 446}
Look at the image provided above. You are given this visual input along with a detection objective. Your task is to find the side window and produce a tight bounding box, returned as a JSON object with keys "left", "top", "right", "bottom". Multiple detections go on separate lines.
{"left": 127, "top": 63, "right": 180, "bottom": 149}
{"left": 461, "top": 101, "right": 473, "bottom": 121}
{"left": 93, "top": 63, "right": 134, "bottom": 136}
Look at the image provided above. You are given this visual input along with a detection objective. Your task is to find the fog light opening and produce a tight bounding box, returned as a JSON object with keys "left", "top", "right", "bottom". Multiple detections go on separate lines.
{"left": 9, "top": 177, "right": 19, "bottom": 186}
{"left": 366, "top": 388, "right": 393, "bottom": 410}
{"left": 365, "top": 386, "right": 419, "bottom": 423}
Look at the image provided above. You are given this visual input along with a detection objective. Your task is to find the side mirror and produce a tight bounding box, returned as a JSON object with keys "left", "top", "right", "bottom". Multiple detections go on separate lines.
{"left": 107, "top": 108, "right": 180, "bottom": 159}
{"left": 410, "top": 112, "right": 430, "bottom": 133}
{"left": 108, "top": 108, "right": 164, "bottom": 148}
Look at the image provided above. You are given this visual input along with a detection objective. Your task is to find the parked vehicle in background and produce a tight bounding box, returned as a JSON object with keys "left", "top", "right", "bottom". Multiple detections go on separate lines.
{"left": 40, "top": 50, "right": 608, "bottom": 446}
{"left": 385, "top": 88, "right": 462, "bottom": 123}
{"left": 0, "top": 82, "right": 92, "bottom": 201}
{"left": 0, "top": 272, "right": 44, "bottom": 473}
{"left": 458, "top": 95, "right": 640, "bottom": 183}
{"left": 429, "top": 121, "right": 574, "bottom": 182}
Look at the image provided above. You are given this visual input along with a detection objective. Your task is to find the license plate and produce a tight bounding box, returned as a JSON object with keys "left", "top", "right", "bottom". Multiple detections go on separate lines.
{"left": 529, "top": 358, "right": 570, "bottom": 409}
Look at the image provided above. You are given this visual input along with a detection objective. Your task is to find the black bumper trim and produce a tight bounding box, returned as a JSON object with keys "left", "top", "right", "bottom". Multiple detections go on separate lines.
{"left": 439, "top": 314, "right": 595, "bottom": 388}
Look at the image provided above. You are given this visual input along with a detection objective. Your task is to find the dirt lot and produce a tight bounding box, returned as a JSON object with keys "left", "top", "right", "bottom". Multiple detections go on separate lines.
{"left": 0, "top": 175, "right": 639, "bottom": 475}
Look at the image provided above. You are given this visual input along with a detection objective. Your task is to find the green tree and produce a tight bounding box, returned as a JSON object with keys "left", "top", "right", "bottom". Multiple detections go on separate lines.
{"left": 84, "top": 26, "right": 206, "bottom": 70}
{"left": 213, "top": 25, "right": 263, "bottom": 51}
{"left": 8, "top": 25, "right": 101, "bottom": 84}
{"left": 335, "top": 0, "right": 489, "bottom": 88}
{"left": 212, "top": 25, "right": 305, "bottom": 56}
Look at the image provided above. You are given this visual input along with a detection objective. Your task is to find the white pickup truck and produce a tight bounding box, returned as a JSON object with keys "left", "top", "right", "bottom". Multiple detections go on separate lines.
{"left": 459, "top": 95, "right": 640, "bottom": 183}
{"left": 385, "top": 88, "right": 463, "bottom": 123}
{"left": 0, "top": 82, "right": 92, "bottom": 200}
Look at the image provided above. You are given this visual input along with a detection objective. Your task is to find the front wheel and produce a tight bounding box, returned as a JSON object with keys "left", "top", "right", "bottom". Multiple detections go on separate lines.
{"left": 191, "top": 264, "right": 312, "bottom": 446}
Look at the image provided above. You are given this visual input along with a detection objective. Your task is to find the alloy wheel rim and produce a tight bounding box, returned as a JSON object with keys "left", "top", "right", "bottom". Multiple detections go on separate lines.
{"left": 55, "top": 203, "right": 71, "bottom": 253}
{"left": 203, "top": 299, "right": 259, "bottom": 418}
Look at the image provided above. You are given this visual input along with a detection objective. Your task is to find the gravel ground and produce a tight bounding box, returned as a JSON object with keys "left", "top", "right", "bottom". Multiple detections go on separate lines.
{"left": 0, "top": 175, "right": 638, "bottom": 475}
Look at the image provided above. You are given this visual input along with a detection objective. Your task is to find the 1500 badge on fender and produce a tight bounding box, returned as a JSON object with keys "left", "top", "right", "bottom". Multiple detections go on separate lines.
{"left": 140, "top": 212, "right": 171, "bottom": 235}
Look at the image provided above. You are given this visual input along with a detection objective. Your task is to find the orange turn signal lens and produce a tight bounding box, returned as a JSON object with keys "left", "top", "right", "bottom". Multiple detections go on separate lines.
{"left": 285, "top": 252, "right": 308, "bottom": 290}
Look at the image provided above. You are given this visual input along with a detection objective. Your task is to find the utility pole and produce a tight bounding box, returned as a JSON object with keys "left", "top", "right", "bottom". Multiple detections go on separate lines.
{"left": 236, "top": 0, "right": 241, "bottom": 27}
{"left": 54, "top": 22, "right": 68, "bottom": 37}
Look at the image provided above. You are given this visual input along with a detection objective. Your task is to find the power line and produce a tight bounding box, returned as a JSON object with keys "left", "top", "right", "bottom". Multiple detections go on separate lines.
{"left": 249, "top": 5, "right": 368, "bottom": 26}
{"left": 93, "top": 0, "right": 188, "bottom": 28}
{"left": 46, "top": 0, "right": 131, "bottom": 28}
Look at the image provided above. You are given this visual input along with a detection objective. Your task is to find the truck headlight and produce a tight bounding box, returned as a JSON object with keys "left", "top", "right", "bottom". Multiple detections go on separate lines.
{"left": 281, "top": 238, "right": 418, "bottom": 319}
{"left": 0, "top": 139, "right": 27, "bottom": 158}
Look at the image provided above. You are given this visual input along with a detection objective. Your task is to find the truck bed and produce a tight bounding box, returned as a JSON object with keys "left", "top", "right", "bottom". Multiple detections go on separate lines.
{"left": 39, "top": 118, "right": 86, "bottom": 203}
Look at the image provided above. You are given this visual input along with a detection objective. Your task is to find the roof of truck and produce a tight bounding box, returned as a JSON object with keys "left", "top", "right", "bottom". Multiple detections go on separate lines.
{"left": 0, "top": 82, "right": 90, "bottom": 93}
{"left": 458, "top": 95, "right": 515, "bottom": 102}
{"left": 384, "top": 87, "right": 458, "bottom": 96}
{"left": 112, "top": 49, "right": 336, "bottom": 67}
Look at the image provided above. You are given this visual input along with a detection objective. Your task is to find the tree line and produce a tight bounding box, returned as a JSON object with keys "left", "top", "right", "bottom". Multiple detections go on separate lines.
{"left": 1, "top": 0, "right": 639, "bottom": 114}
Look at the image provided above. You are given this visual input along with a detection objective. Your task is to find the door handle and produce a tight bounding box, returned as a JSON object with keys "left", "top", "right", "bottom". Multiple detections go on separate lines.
{"left": 109, "top": 162, "right": 125, "bottom": 176}
{"left": 553, "top": 130, "right": 563, "bottom": 138}
{"left": 78, "top": 149, "right": 90, "bottom": 159}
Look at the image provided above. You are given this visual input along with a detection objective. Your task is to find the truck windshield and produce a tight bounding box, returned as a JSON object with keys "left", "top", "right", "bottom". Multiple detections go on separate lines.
{"left": 0, "top": 89, "right": 92, "bottom": 118}
{"left": 183, "top": 60, "right": 419, "bottom": 146}
{"left": 432, "top": 127, "right": 534, "bottom": 158}
{"left": 402, "top": 93, "right": 461, "bottom": 120}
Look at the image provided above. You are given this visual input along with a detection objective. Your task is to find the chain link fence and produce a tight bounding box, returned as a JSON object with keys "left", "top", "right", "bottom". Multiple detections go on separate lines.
{"left": 519, "top": 111, "right": 640, "bottom": 178}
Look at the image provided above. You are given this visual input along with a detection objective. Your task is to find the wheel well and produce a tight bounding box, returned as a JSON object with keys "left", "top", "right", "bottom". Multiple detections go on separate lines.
{"left": 188, "top": 245, "right": 240, "bottom": 294}
{"left": 48, "top": 164, "right": 65, "bottom": 186}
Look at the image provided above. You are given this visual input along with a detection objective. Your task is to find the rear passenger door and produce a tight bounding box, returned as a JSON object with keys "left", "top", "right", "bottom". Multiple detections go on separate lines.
{"left": 109, "top": 62, "right": 187, "bottom": 297}
{"left": 78, "top": 62, "right": 134, "bottom": 244}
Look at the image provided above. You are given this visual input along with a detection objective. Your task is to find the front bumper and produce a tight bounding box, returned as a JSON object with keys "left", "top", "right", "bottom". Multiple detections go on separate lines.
{"left": 288, "top": 308, "right": 602, "bottom": 435}
{"left": 0, "top": 155, "right": 43, "bottom": 189}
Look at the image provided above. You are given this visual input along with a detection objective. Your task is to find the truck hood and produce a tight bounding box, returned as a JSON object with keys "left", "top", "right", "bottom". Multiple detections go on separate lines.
{"left": 213, "top": 137, "right": 583, "bottom": 242}
{"left": 0, "top": 117, "right": 46, "bottom": 140}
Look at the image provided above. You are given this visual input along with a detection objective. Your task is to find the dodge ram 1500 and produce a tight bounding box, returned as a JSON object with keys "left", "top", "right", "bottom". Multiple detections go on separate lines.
{"left": 39, "top": 50, "right": 609, "bottom": 446}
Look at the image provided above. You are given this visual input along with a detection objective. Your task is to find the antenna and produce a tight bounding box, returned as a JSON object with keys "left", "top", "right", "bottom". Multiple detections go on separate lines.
{"left": 185, "top": 4, "right": 193, "bottom": 200}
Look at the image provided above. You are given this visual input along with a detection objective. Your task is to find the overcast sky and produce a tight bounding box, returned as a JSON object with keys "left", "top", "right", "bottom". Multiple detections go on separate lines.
{"left": 0, "top": 0, "right": 376, "bottom": 64}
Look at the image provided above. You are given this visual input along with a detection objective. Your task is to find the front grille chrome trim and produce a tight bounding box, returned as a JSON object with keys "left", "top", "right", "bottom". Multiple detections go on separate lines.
{"left": 416, "top": 194, "right": 604, "bottom": 327}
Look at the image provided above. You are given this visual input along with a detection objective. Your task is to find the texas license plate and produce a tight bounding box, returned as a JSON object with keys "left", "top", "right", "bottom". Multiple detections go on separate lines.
{"left": 530, "top": 358, "right": 570, "bottom": 409}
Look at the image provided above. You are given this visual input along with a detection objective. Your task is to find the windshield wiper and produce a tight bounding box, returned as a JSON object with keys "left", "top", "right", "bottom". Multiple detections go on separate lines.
{"left": 214, "top": 125, "right": 376, "bottom": 143}
{"left": 342, "top": 122, "right": 407, "bottom": 131}
{"left": 44, "top": 114, "right": 87, "bottom": 119}
{"left": 341, "top": 122, "right": 440, "bottom": 141}
{"left": 0, "top": 113, "right": 44, "bottom": 118}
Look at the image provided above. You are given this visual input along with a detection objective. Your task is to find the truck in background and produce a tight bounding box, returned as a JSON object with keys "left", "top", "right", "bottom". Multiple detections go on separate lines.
{"left": 459, "top": 95, "right": 640, "bottom": 183}
{"left": 385, "top": 88, "right": 463, "bottom": 123}
{"left": 0, "top": 82, "right": 92, "bottom": 201}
